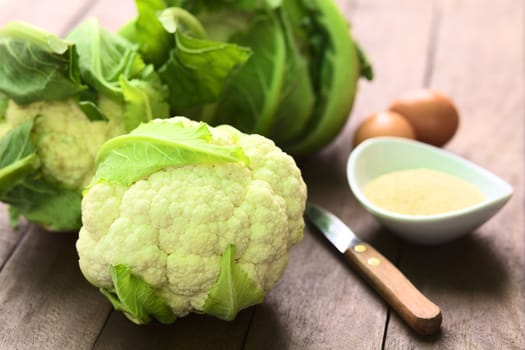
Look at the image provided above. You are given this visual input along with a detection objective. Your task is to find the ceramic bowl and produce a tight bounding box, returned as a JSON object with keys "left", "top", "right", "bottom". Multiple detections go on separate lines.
{"left": 347, "top": 137, "right": 513, "bottom": 245}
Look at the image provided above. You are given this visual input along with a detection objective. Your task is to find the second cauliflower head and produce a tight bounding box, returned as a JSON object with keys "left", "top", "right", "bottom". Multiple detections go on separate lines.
{"left": 2, "top": 97, "right": 125, "bottom": 190}
{"left": 0, "top": 20, "right": 169, "bottom": 230}
{"left": 0, "top": 97, "right": 125, "bottom": 230}
{"left": 76, "top": 116, "right": 307, "bottom": 324}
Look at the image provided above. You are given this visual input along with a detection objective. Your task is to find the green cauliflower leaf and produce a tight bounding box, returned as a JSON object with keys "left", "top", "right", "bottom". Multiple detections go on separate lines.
{"left": 101, "top": 264, "right": 176, "bottom": 325}
{"left": 0, "top": 22, "right": 85, "bottom": 104}
{"left": 203, "top": 245, "right": 265, "bottom": 321}
{"left": 93, "top": 118, "right": 248, "bottom": 186}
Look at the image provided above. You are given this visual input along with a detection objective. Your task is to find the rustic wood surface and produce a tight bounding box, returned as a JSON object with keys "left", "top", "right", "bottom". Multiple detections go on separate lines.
{"left": 0, "top": 0, "right": 523, "bottom": 349}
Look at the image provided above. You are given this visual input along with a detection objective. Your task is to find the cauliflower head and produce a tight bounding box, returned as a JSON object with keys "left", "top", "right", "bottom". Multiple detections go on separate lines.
{"left": 76, "top": 116, "right": 307, "bottom": 324}
{"left": 0, "top": 98, "right": 126, "bottom": 230}
{"left": 0, "top": 20, "right": 169, "bottom": 231}
{"left": 2, "top": 98, "right": 125, "bottom": 189}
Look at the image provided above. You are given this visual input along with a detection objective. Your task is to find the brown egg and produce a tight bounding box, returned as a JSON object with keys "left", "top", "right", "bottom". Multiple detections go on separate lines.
{"left": 389, "top": 89, "right": 459, "bottom": 147}
{"left": 353, "top": 111, "right": 416, "bottom": 146}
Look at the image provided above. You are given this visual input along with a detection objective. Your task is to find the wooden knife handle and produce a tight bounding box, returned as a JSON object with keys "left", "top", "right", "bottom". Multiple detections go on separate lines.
{"left": 344, "top": 243, "right": 442, "bottom": 335}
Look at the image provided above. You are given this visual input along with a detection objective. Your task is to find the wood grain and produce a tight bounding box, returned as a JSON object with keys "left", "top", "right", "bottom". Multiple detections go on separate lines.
{"left": 0, "top": 227, "right": 111, "bottom": 350}
{"left": 93, "top": 309, "right": 253, "bottom": 350}
{"left": 384, "top": 0, "right": 525, "bottom": 348}
{"left": 0, "top": 205, "right": 28, "bottom": 269}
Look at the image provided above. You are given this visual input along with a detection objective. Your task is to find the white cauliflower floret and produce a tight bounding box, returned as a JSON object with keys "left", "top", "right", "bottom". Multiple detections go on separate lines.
{"left": 76, "top": 117, "right": 307, "bottom": 324}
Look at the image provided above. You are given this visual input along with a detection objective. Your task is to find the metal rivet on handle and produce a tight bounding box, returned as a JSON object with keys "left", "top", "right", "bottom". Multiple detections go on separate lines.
{"left": 354, "top": 244, "right": 367, "bottom": 253}
{"left": 368, "top": 258, "right": 380, "bottom": 266}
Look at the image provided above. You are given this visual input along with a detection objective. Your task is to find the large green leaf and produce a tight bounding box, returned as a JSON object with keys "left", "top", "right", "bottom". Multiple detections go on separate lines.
{"left": 92, "top": 118, "right": 248, "bottom": 186}
{"left": 66, "top": 19, "right": 146, "bottom": 101}
{"left": 0, "top": 22, "right": 85, "bottom": 104}
{"left": 203, "top": 245, "right": 265, "bottom": 321}
{"left": 204, "top": 13, "right": 286, "bottom": 135}
{"left": 267, "top": 10, "right": 315, "bottom": 144}
{"left": 158, "top": 8, "right": 252, "bottom": 111}
{"left": 101, "top": 264, "right": 176, "bottom": 325}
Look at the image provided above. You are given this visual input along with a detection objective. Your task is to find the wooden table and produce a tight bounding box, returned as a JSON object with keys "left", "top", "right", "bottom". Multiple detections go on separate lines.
{"left": 0, "top": 0, "right": 523, "bottom": 349}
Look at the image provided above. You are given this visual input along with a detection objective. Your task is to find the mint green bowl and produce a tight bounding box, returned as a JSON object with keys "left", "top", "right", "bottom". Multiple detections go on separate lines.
{"left": 347, "top": 137, "right": 513, "bottom": 245}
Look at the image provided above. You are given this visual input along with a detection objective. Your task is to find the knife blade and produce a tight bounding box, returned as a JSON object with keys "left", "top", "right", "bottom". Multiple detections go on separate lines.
{"left": 305, "top": 202, "right": 442, "bottom": 336}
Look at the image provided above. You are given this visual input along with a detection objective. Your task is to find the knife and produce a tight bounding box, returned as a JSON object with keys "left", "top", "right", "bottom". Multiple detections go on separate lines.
{"left": 305, "top": 202, "right": 442, "bottom": 335}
